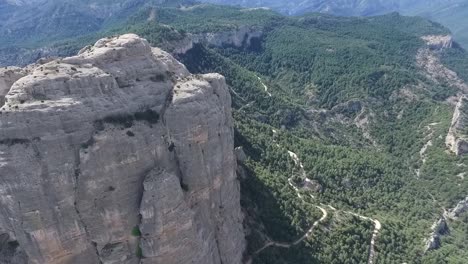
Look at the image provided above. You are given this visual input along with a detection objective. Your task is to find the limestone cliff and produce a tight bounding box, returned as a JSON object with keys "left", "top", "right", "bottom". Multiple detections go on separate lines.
{"left": 421, "top": 35, "right": 453, "bottom": 50}
{"left": 447, "top": 197, "right": 468, "bottom": 219}
{"left": 172, "top": 26, "right": 263, "bottom": 55}
{"left": 417, "top": 35, "right": 468, "bottom": 95}
{"left": 0, "top": 34, "right": 245, "bottom": 264}
{"left": 0, "top": 67, "right": 26, "bottom": 107}
{"left": 446, "top": 97, "right": 468, "bottom": 155}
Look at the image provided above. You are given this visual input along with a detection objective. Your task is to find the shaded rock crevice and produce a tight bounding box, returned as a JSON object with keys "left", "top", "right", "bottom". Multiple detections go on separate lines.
{"left": 72, "top": 148, "right": 102, "bottom": 264}
{"left": 0, "top": 233, "right": 28, "bottom": 264}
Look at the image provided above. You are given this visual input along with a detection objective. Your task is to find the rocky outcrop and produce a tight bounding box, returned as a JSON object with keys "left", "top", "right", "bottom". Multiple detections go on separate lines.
{"left": 172, "top": 26, "right": 263, "bottom": 54}
{"left": 424, "top": 217, "right": 449, "bottom": 252}
{"left": 0, "top": 34, "right": 245, "bottom": 264}
{"left": 446, "top": 97, "right": 468, "bottom": 156}
{"left": 302, "top": 179, "right": 323, "bottom": 193}
{"left": 421, "top": 35, "right": 453, "bottom": 50}
{"left": 425, "top": 196, "right": 468, "bottom": 253}
{"left": 0, "top": 67, "right": 27, "bottom": 107}
{"left": 446, "top": 197, "right": 468, "bottom": 219}
{"left": 417, "top": 35, "right": 468, "bottom": 95}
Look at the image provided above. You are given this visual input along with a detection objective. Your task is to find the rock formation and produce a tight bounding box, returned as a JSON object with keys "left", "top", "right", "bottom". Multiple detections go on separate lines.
{"left": 424, "top": 217, "right": 449, "bottom": 252}
{"left": 447, "top": 197, "right": 468, "bottom": 219}
{"left": 421, "top": 35, "right": 453, "bottom": 50}
{"left": 446, "top": 97, "right": 468, "bottom": 156}
{"left": 417, "top": 36, "right": 468, "bottom": 95}
{"left": 0, "top": 34, "right": 245, "bottom": 264}
{"left": 0, "top": 67, "right": 27, "bottom": 107}
{"left": 172, "top": 26, "right": 263, "bottom": 54}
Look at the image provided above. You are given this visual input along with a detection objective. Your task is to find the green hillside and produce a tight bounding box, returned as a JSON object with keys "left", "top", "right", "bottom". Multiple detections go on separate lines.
{"left": 200, "top": 0, "right": 468, "bottom": 49}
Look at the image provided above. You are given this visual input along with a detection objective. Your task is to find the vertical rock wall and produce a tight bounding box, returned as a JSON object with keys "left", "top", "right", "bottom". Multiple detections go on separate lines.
{"left": 0, "top": 34, "right": 245, "bottom": 264}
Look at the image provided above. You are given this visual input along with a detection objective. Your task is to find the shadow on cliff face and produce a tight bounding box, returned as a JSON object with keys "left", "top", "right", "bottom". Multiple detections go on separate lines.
{"left": 0, "top": 233, "right": 28, "bottom": 264}
{"left": 238, "top": 165, "right": 319, "bottom": 264}
{"left": 235, "top": 129, "right": 315, "bottom": 263}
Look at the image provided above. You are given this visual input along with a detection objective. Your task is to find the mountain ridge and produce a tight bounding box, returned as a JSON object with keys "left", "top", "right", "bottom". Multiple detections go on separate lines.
{"left": 199, "top": 0, "right": 468, "bottom": 49}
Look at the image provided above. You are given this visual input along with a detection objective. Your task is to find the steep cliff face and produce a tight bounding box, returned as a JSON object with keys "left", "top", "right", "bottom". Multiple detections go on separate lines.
{"left": 446, "top": 97, "right": 468, "bottom": 156}
{"left": 0, "top": 67, "right": 27, "bottom": 107}
{"left": 171, "top": 26, "right": 263, "bottom": 55}
{"left": 417, "top": 35, "right": 468, "bottom": 95}
{"left": 0, "top": 34, "right": 245, "bottom": 264}
{"left": 421, "top": 35, "right": 453, "bottom": 50}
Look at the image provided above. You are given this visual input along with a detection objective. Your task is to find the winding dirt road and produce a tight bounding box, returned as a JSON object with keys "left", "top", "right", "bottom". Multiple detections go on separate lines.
{"left": 251, "top": 206, "right": 328, "bottom": 256}
{"left": 255, "top": 74, "right": 272, "bottom": 97}
{"left": 288, "top": 149, "right": 382, "bottom": 264}
{"left": 245, "top": 148, "right": 381, "bottom": 264}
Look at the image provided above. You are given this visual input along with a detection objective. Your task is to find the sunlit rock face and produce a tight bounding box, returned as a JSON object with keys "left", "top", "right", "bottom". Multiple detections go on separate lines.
{"left": 446, "top": 97, "right": 468, "bottom": 156}
{"left": 0, "top": 34, "right": 245, "bottom": 264}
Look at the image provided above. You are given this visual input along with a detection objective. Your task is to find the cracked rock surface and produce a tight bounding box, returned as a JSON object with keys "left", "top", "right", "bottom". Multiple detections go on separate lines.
{"left": 0, "top": 34, "right": 245, "bottom": 264}
{"left": 446, "top": 97, "right": 468, "bottom": 156}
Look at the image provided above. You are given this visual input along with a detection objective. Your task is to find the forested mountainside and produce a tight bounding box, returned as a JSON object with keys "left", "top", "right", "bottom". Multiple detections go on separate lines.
{"left": 199, "top": 0, "right": 468, "bottom": 49}
{"left": 2, "top": 0, "right": 468, "bottom": 65}
{"left": 0, "top": 0, "right": 193, "bottom": 54}
{"left": 118, "top": 5, "right": 468, "bottom": 264}
{"left": 199, "top": 0, "right": 432, "bottom": 15}
{"left": 2, "top": 2, "right": 468, "bottom": 264}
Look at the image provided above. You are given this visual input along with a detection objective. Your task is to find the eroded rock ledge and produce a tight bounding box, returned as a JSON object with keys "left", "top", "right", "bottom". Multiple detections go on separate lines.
{"left": 0, "top": 34, "right": 245, "bottom": 264}
{"left": 171, "top": 26, "right": 263, "bottom": 54}
{"left": 446, "top": 96, "right": 468, "bottom": 156}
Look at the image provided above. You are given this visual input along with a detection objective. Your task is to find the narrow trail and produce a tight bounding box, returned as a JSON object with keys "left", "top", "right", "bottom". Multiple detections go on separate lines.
{"left": 251, "top": 206, "right": 328, "bottom": 256}
{"left": 255, "top": 75, "right": 272, "bottom": 97}
{"left": 323, "top": 202, "right": 382, "bottom": 264}
{"left": 287, "top": 150, "right": 381, "bottom": 264}
{"left": 238, "top": 101, "right": 255, "bottom": 111}
{"left": 415, "top": 122, "right": 438, "bottom": 178}
{"left": 348, "top": 212, "right": 381, "bottom": 264}
{"left": 245, "top": 148, "right": 382, "bottom": 264}
{"left": 420, "top": 122, "right": 438, "bottom": 164}
{"left": 244, "top": 150, "right": 327, "bottom": 264}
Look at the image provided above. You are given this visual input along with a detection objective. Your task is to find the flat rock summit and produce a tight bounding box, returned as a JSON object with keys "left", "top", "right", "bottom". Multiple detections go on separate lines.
{"left": 0, "top": 34, "right": 245, "bottom": 264}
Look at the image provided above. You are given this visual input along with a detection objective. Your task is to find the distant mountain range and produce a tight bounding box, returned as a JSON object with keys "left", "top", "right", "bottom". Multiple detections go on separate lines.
{"left": 0, "top": 0, "right": 128, "bottom": 47}
{"left": 0, "top": 0, "right": 467, "bottom": 65}
{"left": 198, "top": 0, "right": 461, "bottom": 16}
{"left": 200, "top": 0, "right": 468, "bottom": 48}
{"left": 0, "top": 0, "right": 191, "bottom": 48}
